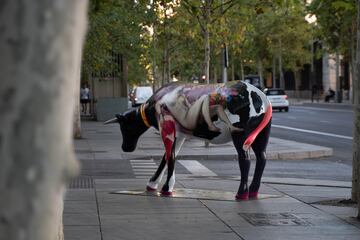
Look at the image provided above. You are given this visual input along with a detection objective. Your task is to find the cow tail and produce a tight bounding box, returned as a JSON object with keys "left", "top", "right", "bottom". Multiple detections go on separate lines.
{"left": 242, "top": 103, "right": 272, "bottom": 151}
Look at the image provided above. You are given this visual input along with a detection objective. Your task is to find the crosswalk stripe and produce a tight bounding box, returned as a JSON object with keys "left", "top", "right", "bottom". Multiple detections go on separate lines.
{"left": 130, "top": 160, "right": 153, "bottom": 162}
{"left": 130, "top": 159, "right": 158, "bottom": 178}
{"left": 178, "top": 160, "right": 217, "bottom": 176}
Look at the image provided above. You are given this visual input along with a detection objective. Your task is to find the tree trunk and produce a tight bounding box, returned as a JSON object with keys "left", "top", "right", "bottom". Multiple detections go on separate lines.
{"left": 162, "top": 45, "right": 168, "bottom": 86}
{"left": 231, "top": 52, "right": 235, "bottom": 81}
{"left": 204, "top": 27, "right": 210, "bottom": 84}
{"left": 279, "top": 40, "right": 285, "bottom": 89}
{"left": 336, "top": 51, "right": 342, "bottom": 103}
{"left": 152, "top": 19, "right": 157, "bottom": 91}
{"left": 350, "top": 27, "right": 356, "bottom": 104}
{"left": 213, "top": 64, "right": 218, "bottom": 84}
{"left": 257, "top": 55, "right": 264, "bottom": 89}
{"left": 294, "top": 69, "right": 301, "bottom": 99}
{"left": 167, "top": 54, "right": 171, "bottom": 82}
{"left": 203, "top": 1, "right": 211, "bottom": 84}
{"left": 73, "top": 48, "right": 83, "bottom": 139}
{"left": 240, "top": 57, "right": 245, "bottom": 80}
{"left": 354, "top": 0, "right": 360, "bottom": 218}
{"left": 272, "top": 56, "right": 277, "bottom": 88}
{"left": 0, "top": 1, "right": 88, "bottom": 239}
{"left": 121, "top": 55, "right": 128, "bottom": 97}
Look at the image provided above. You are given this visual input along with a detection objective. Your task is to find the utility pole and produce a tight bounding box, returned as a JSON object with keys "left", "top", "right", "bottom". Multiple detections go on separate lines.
{"left": 221, "top": 0, "right": 228, "bottom": 84}
{"left": 221, "top": 43, "right": 228, "bottom": 83}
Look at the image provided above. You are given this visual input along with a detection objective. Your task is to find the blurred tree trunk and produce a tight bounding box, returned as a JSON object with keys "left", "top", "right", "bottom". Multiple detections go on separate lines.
{"left": 120, "top": 54, "right": 129, "bottom": 98}
{"left": 335, "top": 51, "right": 342, "bottom": 103}
{"left": 73, "top": 49, "right": 83, "bottom": 139}
{"left": 257, "top": 55, "right": 264, "bottom": 88}
{"left": 272, "top": 56, "right": 277, "bottom": 88}
{"left": 354, "top": 0, "right": 360, "bottom": 219}
{"left": 203, "top": 0, "right": 211, "bottom": 84}
{"left": 294, "top": 69, "right": 301, "bottom": 99}
{"left": 231, "top": 53, "right": 235, "bottom": 81}
{"left": 0, "top": 1, "right": 88, "bottom": 239}
{"left": 240, "top": 57, "right": 245, "bottom": 80}
{"left": 279, "top": 39, "right": 285, "bottom": 89}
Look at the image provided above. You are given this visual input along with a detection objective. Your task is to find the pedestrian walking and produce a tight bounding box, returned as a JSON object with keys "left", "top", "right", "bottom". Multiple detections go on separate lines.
{"left": 80, "top": 83, "right": 90, "bottom": 114}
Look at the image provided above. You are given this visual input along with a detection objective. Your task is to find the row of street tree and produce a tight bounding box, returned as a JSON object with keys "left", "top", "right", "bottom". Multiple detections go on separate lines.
{"left": 82, "top": 1, "right": 314, "bottom": 87}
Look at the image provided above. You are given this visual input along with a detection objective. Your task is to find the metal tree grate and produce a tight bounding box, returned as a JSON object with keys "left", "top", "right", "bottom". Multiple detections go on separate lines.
{"left": 68, "top": 176, "right": 94, "bottom": 189}
{"left": 239, "top": 213, "right": 311, "bottom": 226}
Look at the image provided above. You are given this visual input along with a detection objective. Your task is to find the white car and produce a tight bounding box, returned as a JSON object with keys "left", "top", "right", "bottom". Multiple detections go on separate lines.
{"left": 264, "top": 88, "right": 289, "bottom": 112}
{"left": 129, "top": 86, "right": 153, "bottom": 107}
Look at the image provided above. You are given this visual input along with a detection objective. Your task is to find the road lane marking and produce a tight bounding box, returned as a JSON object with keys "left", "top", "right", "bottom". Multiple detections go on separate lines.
{"left": 320, "top": 120, "right": 331, "bottom": 124}
{"left": 292, "top": 106, "right": 353, "bottom": 113}
{"left": 272, "top": 124, "right": 353, "bottom": 140}
{"left": 178, "top": 160, "right": 217, "bottom": 176}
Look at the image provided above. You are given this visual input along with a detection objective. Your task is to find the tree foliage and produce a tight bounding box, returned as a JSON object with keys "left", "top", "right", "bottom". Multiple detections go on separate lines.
{"left": 83, "top": 0, "right": 314, "bottom": 87}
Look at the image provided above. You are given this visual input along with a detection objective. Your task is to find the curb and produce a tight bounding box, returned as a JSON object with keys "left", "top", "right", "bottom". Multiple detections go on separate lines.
{"left": 125, "top": 147, "right": 333, "bottom": 161}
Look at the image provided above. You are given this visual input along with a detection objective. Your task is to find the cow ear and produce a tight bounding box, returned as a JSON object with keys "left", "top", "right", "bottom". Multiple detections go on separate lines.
{"left": 116, "top": 114, "right": 126, "bottom": 123}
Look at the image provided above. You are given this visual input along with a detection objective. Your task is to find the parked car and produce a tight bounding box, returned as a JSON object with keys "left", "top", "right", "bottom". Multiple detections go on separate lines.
{"left": 243, "top": 75, "right": 262, "bottom": 89}
{"left": 129, "top": 86, "right": 153, "bottom": 107}
{"left": 264, "top": 88, "right": 289, "bottom": 112}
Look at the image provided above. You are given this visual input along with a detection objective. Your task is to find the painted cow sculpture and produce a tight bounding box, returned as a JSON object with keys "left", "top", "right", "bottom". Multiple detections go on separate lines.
{"left": 105, "top": 81, "right": 272, "bottom": 200}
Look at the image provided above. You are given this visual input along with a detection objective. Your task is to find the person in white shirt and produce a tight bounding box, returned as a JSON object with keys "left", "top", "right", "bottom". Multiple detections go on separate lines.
{"left": 80, "top": 83, "right": 90, "bottom": 114}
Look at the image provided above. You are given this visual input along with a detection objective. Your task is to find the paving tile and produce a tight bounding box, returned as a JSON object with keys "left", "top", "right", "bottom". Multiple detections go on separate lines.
{"left": 64, "top": 212, "right": 99, "bottom": 226}
{"left": 64, "top": 226, "right": 101, "bottom": 240}
{"left": 64, "top": 201, "right": 98, "bottom": 214}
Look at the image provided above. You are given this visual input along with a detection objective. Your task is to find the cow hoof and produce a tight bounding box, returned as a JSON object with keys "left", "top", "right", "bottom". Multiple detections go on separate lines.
{"left": 235, "top": 192, "right": 249, "bottom": 200}
{"left": 249, "top": 192, "right": 258, "bottom": 199}
{"left": 160, "top": 190, "right": 173, "bottom": 196}
{"left": 146, "top": 186, "right": 157, "bottom": 192}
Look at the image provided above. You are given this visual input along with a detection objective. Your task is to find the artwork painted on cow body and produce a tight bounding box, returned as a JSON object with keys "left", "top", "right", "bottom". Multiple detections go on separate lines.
{"left": 105, "top": 80, "right": 272, "bottom": 200}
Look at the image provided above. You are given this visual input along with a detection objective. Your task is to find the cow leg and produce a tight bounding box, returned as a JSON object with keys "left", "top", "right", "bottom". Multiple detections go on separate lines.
{"left": 146, "top": 154, "right": 167, "bottom": 191}
{"left": 248, "top": 121, "right": 271, "bottom": 198}
{"left": 160, "top": 136, "right": 186, "bottom": 195}
{"left": 147, "top": 136, "right": 185, "bottom": 191}
{"left": 232, "top": 133, "right": 250, "bottom": 200}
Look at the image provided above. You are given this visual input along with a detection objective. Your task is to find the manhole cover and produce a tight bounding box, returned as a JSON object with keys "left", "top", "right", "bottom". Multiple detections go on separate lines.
{"left": 68, "top": 176, "right": 94, "bottom": 189}
{"left": 240, "top": 213, "right": 311, "bottom": 226}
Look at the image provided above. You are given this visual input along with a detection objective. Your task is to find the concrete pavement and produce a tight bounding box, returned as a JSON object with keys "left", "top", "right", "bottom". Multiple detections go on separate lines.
{"left": 64, "top": 121, "right": 359, "bottom": 240}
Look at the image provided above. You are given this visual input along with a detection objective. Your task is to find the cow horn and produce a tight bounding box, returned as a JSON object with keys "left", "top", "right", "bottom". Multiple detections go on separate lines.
{"left": 104, "top": 117, "right": 118, "bottom": 125}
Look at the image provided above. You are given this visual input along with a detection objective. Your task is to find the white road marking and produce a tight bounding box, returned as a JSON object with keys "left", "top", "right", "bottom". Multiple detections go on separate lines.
{"left": 130, "top": 159, "right": 157, "bottom": 178}
{"left": 131, "top": 163, "right": 157, "bottom": 165}
{"left": 272, "top": 124, "right": 353, "bottom": 140}
{"left": 132, "top": 166, "right": 158, "bottom": 169}
{"left": 130, "top": 160, "right": 153, "bottom": 163}
{"left": 320, "top": 120, "right": 331, "bottom": 124}
{"left": 293, "top": 106, "right": 353, "bottom": 113}
{"left": 178, "top": 160, "right": 217, "bottom": 176}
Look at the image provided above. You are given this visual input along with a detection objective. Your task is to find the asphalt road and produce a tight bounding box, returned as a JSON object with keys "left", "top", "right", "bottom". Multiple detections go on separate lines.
{"left": 271, "top": 103, "right": 354, "bottom": 165}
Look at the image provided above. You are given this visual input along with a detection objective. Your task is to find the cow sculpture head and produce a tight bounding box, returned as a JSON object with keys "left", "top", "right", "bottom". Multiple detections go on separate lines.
{"left": 104, "top": 108, "right": 149, "bottom": 152}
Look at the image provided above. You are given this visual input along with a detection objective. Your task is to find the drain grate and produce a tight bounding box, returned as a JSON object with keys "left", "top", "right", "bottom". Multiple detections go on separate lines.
{"left": 68, "top": 176, "right": 94, "bottom": 189}
{"left": 239, "top": 213, "right": 311, "bottom": 226}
